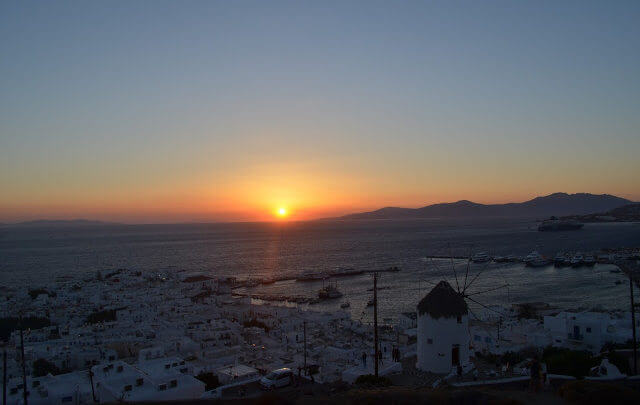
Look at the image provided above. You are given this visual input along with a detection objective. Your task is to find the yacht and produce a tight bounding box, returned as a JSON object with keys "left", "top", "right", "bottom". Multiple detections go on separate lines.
{"left": 584, "top": 254, "right": 596, "bottom": 267}
{"left": 340, "top": 301, "right": 351, "bottom": 309}
{"left": 554, "top": 252, "right": 567, "bottom": 267}
{"left": 318, "top": 281, "right": 343, "bottom": 299}
{"left": 471, "top": 252, "right": 491, "bottom": 263}
{"left": 571, "top": 253, "right": 584, "bottom": 267}
{"left": 525, "top": 251, "right": 548, "bottom": 267}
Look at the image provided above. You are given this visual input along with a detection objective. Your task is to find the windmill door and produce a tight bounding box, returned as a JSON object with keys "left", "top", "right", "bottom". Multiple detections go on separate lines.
{"left": 451, "top": 344, "right": 460, "bottom": 366}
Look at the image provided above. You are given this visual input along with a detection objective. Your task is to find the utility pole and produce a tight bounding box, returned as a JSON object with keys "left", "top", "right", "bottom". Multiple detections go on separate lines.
{"left": 373, "top": 272, "right": 379, "bottom": 378}
{"left": 631, "top": 273, "right": 637, "bottom": 375}
{"left": 303, "top": 321, "right": 307, "bottom": 376}
{"left": 88, "top": 369, "right": 96, "bottom": 403}
{"left": 19, "top": 318, "right": 28, "bottom": 405}
{"left": 3, "top": 345, "right": 7, "bottom": 405}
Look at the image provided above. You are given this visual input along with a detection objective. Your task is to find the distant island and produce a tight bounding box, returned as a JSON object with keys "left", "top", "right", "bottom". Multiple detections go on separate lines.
{"left": 561, "top": 203, "right": 640, "bottom": 223}
{"left": 330, "top": 193, "right": 633, "bottom": 220}
{"left": 2, "top": 219, "right": 118, "bottom": 227}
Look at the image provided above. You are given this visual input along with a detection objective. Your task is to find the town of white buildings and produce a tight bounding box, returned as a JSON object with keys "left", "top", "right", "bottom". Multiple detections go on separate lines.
{"left": 1, "top": 268, "right": 638, "bottom": 403}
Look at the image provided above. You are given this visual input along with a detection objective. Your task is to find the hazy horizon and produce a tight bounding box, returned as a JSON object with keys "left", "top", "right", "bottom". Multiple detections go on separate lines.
{"left": 2, "top": 1, "right": 639, "bottom": 222}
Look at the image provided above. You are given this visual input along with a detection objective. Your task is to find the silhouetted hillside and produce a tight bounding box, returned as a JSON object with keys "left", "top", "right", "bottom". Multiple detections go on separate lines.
{"left": 334, "top": 193, "right": 632, "bottom": 220}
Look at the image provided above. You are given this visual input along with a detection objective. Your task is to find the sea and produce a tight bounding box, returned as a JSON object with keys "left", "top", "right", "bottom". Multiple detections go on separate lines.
{"left": 2, "top": 218, "right": 640, "bottom": 323}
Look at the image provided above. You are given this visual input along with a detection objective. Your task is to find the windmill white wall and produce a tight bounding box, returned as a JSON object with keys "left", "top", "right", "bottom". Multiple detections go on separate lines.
{"left": 416, "top": 313, "right": 469, "bottom": 373}
{"left": 415, "top": 280, "right": 470, "bottom": 374}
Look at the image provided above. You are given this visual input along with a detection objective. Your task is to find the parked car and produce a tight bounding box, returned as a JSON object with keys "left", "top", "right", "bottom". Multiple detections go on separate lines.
{"left": 259, "top": 368, "right": 293, "bottom": 389}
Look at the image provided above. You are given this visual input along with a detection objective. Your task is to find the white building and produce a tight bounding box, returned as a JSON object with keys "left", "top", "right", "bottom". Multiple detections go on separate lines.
{"left": 416, "top": 281, "right": 470, "bottom": 374}
{"left": 544, "top": 311, "right": 635, "bottom": 353}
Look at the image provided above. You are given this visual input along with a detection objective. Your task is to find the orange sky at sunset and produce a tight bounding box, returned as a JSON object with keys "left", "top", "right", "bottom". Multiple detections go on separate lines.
{"left": 2, "top": 2, "right": 639, "bottom": 224}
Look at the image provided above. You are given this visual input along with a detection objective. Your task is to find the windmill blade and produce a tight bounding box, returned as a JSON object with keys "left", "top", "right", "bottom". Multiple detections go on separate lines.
{"left": 463, "top": 261, "right": 490, "bottom": 294}
{"left": 466, "top": 296, "right": 507, "bottom": 318}
{"left": 429, "top": 258, "right": 444, "bottom": 274}
{"left": 467, "top": 306, "right": 483, "bottom": 321}
{"left": 465, "top": 284, "right": 509, "bottom": 297}
{"left": 462, "top": 254, "right": 471, "bottom": 293}
{"left": 419, "top": 278, "right": 439, "bottom": 287}
{"left": 448, "top": 243, "right": 461, "bottom": 293}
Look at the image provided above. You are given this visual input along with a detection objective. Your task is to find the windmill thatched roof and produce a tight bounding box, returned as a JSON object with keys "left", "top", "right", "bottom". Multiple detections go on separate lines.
{"left": 417, "top": 280, "right": 468, "bottom": 319}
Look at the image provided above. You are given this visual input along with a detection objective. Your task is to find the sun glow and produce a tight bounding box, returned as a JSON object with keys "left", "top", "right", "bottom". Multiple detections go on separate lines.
{"left": 276, "top": 207, "right": 288, "bottom": 218}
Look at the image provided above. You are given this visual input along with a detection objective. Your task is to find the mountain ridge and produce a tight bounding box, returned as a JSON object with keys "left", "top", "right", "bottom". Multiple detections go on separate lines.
{"left": 330, "top": 193, "right": 633, "bottom": 220}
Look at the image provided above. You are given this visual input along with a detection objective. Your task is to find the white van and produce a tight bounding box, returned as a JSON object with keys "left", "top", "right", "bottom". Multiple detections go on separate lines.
{"left": 259, "top": 368, "right": 293, "bottom": 389}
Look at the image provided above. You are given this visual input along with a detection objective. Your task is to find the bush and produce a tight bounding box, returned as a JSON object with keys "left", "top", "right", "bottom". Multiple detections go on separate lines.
{"left": 354, "top": 374, "right": 392, "bottom": 387}
{"left": 243, "top": 318, "right": 270, "bottom": 332}
{"left": 195, "top": 372, "right": 220, "bottom": 390}
{"left": 86, "top": 309, "right": 117, "bottom": 324}
{"left": 0, "top": 317, "right": 51, "bottom": 341}
{"left": 543, "top": 347, "right": 596, "bottom": 378}
{"left": 559, "top": 380, "right": 640, "bottom": 404}
{"left": 33, "top": 358, "right": 61, "bottom": 377}
{"left": 603, "top": 349, "right": 631, "bottom": 375}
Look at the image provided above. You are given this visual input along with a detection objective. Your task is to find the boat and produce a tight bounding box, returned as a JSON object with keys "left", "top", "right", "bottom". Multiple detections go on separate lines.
{"left": 471, "top": 252, "right": 491, "bottom": 263}
{"left": 296, "top": 272, "right": 326, "bottom": 282}
{"left": 318, "top": 281, "right": 343, "bottom": 299}
{"left": 328, "top": 267, "right": 364, "bottom": 277}
{"left": 505, "top": 254, "right": 520, "bottom": 262}
{"left": 584, "top": 254, "right": 596, "bottom": 267}
{"left": 493, "top": 255, "right": 506, "bottom": 262}
{"left": 524, "top": 251, "right": 548, "bottom": 267}
{"left": 571, "top": 253, "right": 584, "bottom": 267}
{"left": 554, "top": 252, "right": 567, "bottom": 267}
{"left": 340, "top": 301, "right": 350, "bottom": 309}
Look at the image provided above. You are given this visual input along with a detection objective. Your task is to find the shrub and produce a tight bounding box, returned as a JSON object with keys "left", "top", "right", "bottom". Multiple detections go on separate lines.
{"left": 354, "top": 374, "right": 392, "bottom": 387}
{"left": 542, "top": 347, "right": 596, "bottom": 378}
{"left": 195, "top": 372, "right": 220, "bottom": 391}
{"left": 559, "top": 380, "right": 640, "bottom": 404}
{"left": 33, "top": 358, "right": 61, "bottom": 377}
{"left": 86, "top": 309, "right": 117, "bottom": 324}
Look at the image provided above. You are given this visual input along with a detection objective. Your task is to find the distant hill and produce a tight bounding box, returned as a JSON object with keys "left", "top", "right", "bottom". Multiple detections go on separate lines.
{"left": 3, "top": 219, "right": 116, "bottom": 227}
{"left": 333, "top": 193, "right": 632, "bottom": 220}
{"left": 562, "top": 203, "right": 640, "bottom": 223}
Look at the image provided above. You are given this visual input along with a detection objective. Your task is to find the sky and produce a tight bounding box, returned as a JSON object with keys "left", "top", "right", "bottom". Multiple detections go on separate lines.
{"left": 1, "top": 1, "right": 639, "bottom": 223}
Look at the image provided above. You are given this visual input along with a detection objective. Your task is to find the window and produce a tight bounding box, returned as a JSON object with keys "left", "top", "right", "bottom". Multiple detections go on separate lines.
{"left": 485, "top": 337, "right": 492, "bottom": 343}
{"left": 457, "top": 316, "right": 462, "bottom": 324}
{"left": 124, "top": 385, "right": 132, "bottom": 392}
{"left": 474, "top": 335, "right": 481, "bottom": 342}
{"left": 165, "top": 364, "right": 170, "bottom": 369}
{"left": 117, "top": 365, "right": 123, "bottom": 372}
{"left": 427, "top": 338, "right": 433, "bottom": 344}
{"left": 136, "top": 378, "right": 144, "bottom": 386}
{"left": 32, "top": 380, "right": 40, "bottom": 388}
{"left": 170, "top": 379, "right": 178, "bottom": 388}
{"left": 62, "top": 396, "right": 73, "bottom": 403}
{"left": 158, "top": 384, "right": 167, "bottom": 391}
{"left": 586, "top": 327, "right": 592, "bottom": 333}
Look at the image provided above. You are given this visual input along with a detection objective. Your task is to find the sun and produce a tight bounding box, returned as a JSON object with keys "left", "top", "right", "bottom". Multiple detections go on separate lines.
{"left": 277, "top": 207, "right": 288, "bottom": 217}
